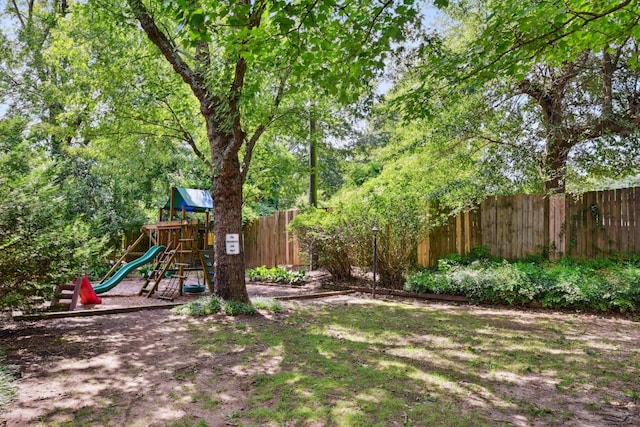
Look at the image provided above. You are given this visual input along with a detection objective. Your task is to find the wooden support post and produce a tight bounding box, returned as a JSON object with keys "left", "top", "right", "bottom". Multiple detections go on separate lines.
{"left": 547, "top": 194, "right": 566, "bottom": 260}
{"left": 100, "top": 233, "right": 146, "bottom": 283}
{"left": 205, "top": 212, "right": 210, "bottom": 249}
{"left": 169, "top": 186, "right": 175, "bottom": 221}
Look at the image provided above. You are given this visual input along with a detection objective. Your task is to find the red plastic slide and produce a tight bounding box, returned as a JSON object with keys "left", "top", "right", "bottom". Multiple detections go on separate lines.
{"left": 78, "top": 276, "right": 102, "bottom": 305}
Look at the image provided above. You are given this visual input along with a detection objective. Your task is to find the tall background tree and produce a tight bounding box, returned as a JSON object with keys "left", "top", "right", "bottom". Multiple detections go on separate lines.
{"left": 290, "top": 0, "right": 640, "bottom": 286}
{"left": 0, "top": 0, "right": 212, "bottom": 308}
{"left": 122, "top": 0, "right": 424, "bottom": 302}
{"left": 403, "top": 0, "right": 640, "bottom": 193}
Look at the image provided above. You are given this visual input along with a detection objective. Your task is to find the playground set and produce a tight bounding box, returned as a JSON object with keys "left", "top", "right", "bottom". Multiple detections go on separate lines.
{"left": 51, "top": 187, "right": 217, "bottom": 311}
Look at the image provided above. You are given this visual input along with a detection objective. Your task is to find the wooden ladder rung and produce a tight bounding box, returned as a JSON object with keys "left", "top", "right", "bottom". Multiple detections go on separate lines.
{"left": 50, "top": 279, "right": 81, "bottom": 311}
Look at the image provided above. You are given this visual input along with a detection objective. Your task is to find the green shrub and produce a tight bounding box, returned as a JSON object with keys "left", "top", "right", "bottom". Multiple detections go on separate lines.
{"left": 289, "top": 208, "right": 355, "bottom": 280}
{"left": 223, "top": 300, "right": 257, "bottom": 316}
{"left": 540, "top": 263, "right": 608, "bottom": 310}
{"left": 136, "top": 264, "right": 154, "bottom": 279}
{"left": 343, "top": 191, "right": 425, "bottom": 288}
{"left": 405, "top": 257, "right": 640, "bottom": 312}
{"left": 173, "top": 297, "right": 261, "bottom": 317}
{"left": 405, "top": 270, "right": 452, "bottom": 294}
{"left": 0, "top": 174, "right": 102, "bottom": 311}
{"left": 0, "top": 118, "right": 106, "bottom": 311}
{"left": 251, "top": 297, "right": 283, "bottom": 313}
{"left": 0, "top": 351, "right": 16, "bottom": 409}
{"left": 439, "top": 245, "right": 495, "bottom": 267}
{"left": 607, "top": 266, "right": 640, "bottom": 312}
{"left": 172, "top": 296, "right": 222, "bottom": 316}
{"left": 408, "top": 261, "right": 542, "bottom": 305}
{"left": 247, "top": 266, "right": 305, "bottom": 285}
{"left": 291, "top": 189, "right": 428, "bottom": 288}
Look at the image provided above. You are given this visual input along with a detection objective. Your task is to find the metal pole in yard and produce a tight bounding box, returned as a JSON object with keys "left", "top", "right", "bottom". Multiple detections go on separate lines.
{"left": 372, "top": 226, "right": 379, "bottom": 298}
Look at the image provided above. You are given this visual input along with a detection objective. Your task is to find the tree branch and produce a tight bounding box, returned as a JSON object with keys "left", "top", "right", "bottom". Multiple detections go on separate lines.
{"left": 364, "top": 0, "right": 394, "bottom": 44}
{"left": 569, "top": 113, "right": 640, "bottom": 141}
{"left": 126, "top": 0, "right": 213, "bottom": 114}
{"left": 566, "top": 0, "right": 633, "bottom": 20}
{"left": 223, "top": 0, "right": 267, "bottom": 164}
{"left": 240, "top": 64, "right": 292, "bottom": 183}
{"left": 161, "top": 99, "right": 210, "bottom": 167}
{"left": 9, "top": 0, "right": 26, "bottom": 29}
{"left": 460, "top": 0, "right": 634, "bottom": 85}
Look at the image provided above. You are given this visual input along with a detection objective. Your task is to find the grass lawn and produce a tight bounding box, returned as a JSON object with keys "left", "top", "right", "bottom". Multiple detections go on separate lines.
{"left": 186, "top": 299, "right": 639, "bottom": 426}
{"left": 1, "top": 296, "right": 638, "bottom": 426}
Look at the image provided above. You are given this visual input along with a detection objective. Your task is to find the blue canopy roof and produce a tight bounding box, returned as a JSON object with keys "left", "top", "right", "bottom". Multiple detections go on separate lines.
{"left": 164, "top": 187, "right": 213, "bottom": 212}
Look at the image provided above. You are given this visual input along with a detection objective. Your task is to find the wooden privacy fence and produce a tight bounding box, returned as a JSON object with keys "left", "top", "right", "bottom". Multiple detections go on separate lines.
{"left": 418, "top": 187, "right": 640, "bottom": 267}
{"left": 243, "top": 209, "right": 301, "bottom": 269}
{"left": 243, "top": 187, "right": 640, "bottom": 269}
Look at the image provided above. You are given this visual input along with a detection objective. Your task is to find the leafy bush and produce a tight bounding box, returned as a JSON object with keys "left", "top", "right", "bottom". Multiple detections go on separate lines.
{"left": 291, "top": 187, "right": 427, "bottom": 288}
{"left": 439, "top": 245, "right": 495, "bottom": 266}
{"left": 0, "top": 351, "right": 16, "bottom": 409}
{"left": 251, "top": 297, "right": 283, "bottom": 313}
{"left": 607, "top": 266, "right": 640, "bottom": 312}
{"left": 173, "top": 297, "right": 267, "bottom": 316}
{"left": 137, "top": 264, "right": 154, "bottom": 279}
{"left": 289, "top": 208, "right": 355, "bottom": 280}
{"left": 341, "top": 189, "right": 425, "bottom": 288}
{"left": 172, "top": 296, "right": 222, "bottom": 316}
{"left": 0, "top": 120, "right": 103, "bottom": 311}
{"left": 405, "top": 256, "right": 640, "bottom": 312}
{"left": 223, "top": 300, "right": 257, "bottom": 316}
{"left": 247, "top": 266, "right": 306, "bottom": 285}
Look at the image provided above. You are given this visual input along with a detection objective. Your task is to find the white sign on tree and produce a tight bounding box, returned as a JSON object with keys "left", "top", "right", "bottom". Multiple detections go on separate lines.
{"left": 225, "top": 234, "right": 240, "bottom": 255}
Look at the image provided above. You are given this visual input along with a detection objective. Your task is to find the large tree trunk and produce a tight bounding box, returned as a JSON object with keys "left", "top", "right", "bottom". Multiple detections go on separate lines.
{"left": 308, "top": 114, "right": 318, "bottom": 208}
{"left": 543, "top": 135, "right": 572, "bottom": 194}
{"left": 128, "top": 0, "right": 254, "bottom": 303}
{"left": 520, "top": 76, "right": 574, "bottom": 194}
{"left": 210, "top": 129, "right": 249, "bottom": 303}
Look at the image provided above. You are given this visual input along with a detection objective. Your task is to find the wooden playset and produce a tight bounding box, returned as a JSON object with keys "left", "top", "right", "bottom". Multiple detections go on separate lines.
{"left": 100, "top": 187, "right": 216, "bottom": 300}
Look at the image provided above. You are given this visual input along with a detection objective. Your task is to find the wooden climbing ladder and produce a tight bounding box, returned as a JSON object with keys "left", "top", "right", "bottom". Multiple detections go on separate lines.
{"left": 50, "top": 278, "right": 81, "bottom": 311}
{"left": 156, "top": 231, "right": 195, "bottom": 300}
{"left": 139, "top": 222, "right": 198, "bottom": 300}
{"left": 139, "top": 241, "right": 179, "bottom": 298}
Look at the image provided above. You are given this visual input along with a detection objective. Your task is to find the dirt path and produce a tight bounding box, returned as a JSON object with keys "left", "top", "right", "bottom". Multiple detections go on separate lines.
{"left": 0, "top": 278, "right": 333, "bottom": 426}
{"left": 2, "top": 310, "right": 210, "bottom": 426}
{"left": 0, "top": 298, "right": 353, "bottom": 427}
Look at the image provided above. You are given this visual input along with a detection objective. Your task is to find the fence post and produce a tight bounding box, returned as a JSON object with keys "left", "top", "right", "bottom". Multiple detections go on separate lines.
{"left": 546, "top": 194, "right": 566, "bottom": 260}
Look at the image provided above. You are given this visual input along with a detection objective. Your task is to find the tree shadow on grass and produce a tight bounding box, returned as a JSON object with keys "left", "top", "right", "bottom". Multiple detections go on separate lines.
{"left": 202, "top": 301, "right": 640, "bottom": 426}
{"left": 1, "top": 300, "right": 639, "bottom": 426}
{"left": 0, "top": 310, "right": 240, "bottom": 426}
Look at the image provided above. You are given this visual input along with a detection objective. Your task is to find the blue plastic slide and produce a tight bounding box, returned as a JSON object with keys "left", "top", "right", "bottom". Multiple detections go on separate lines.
{"left": 93, "top": 245, "right": 166, "bottom": 294}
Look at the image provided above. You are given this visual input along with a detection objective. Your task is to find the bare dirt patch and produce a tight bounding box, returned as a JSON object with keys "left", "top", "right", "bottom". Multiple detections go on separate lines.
{"left": 0, "top": 275, "right": 335, "bottom": 426}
